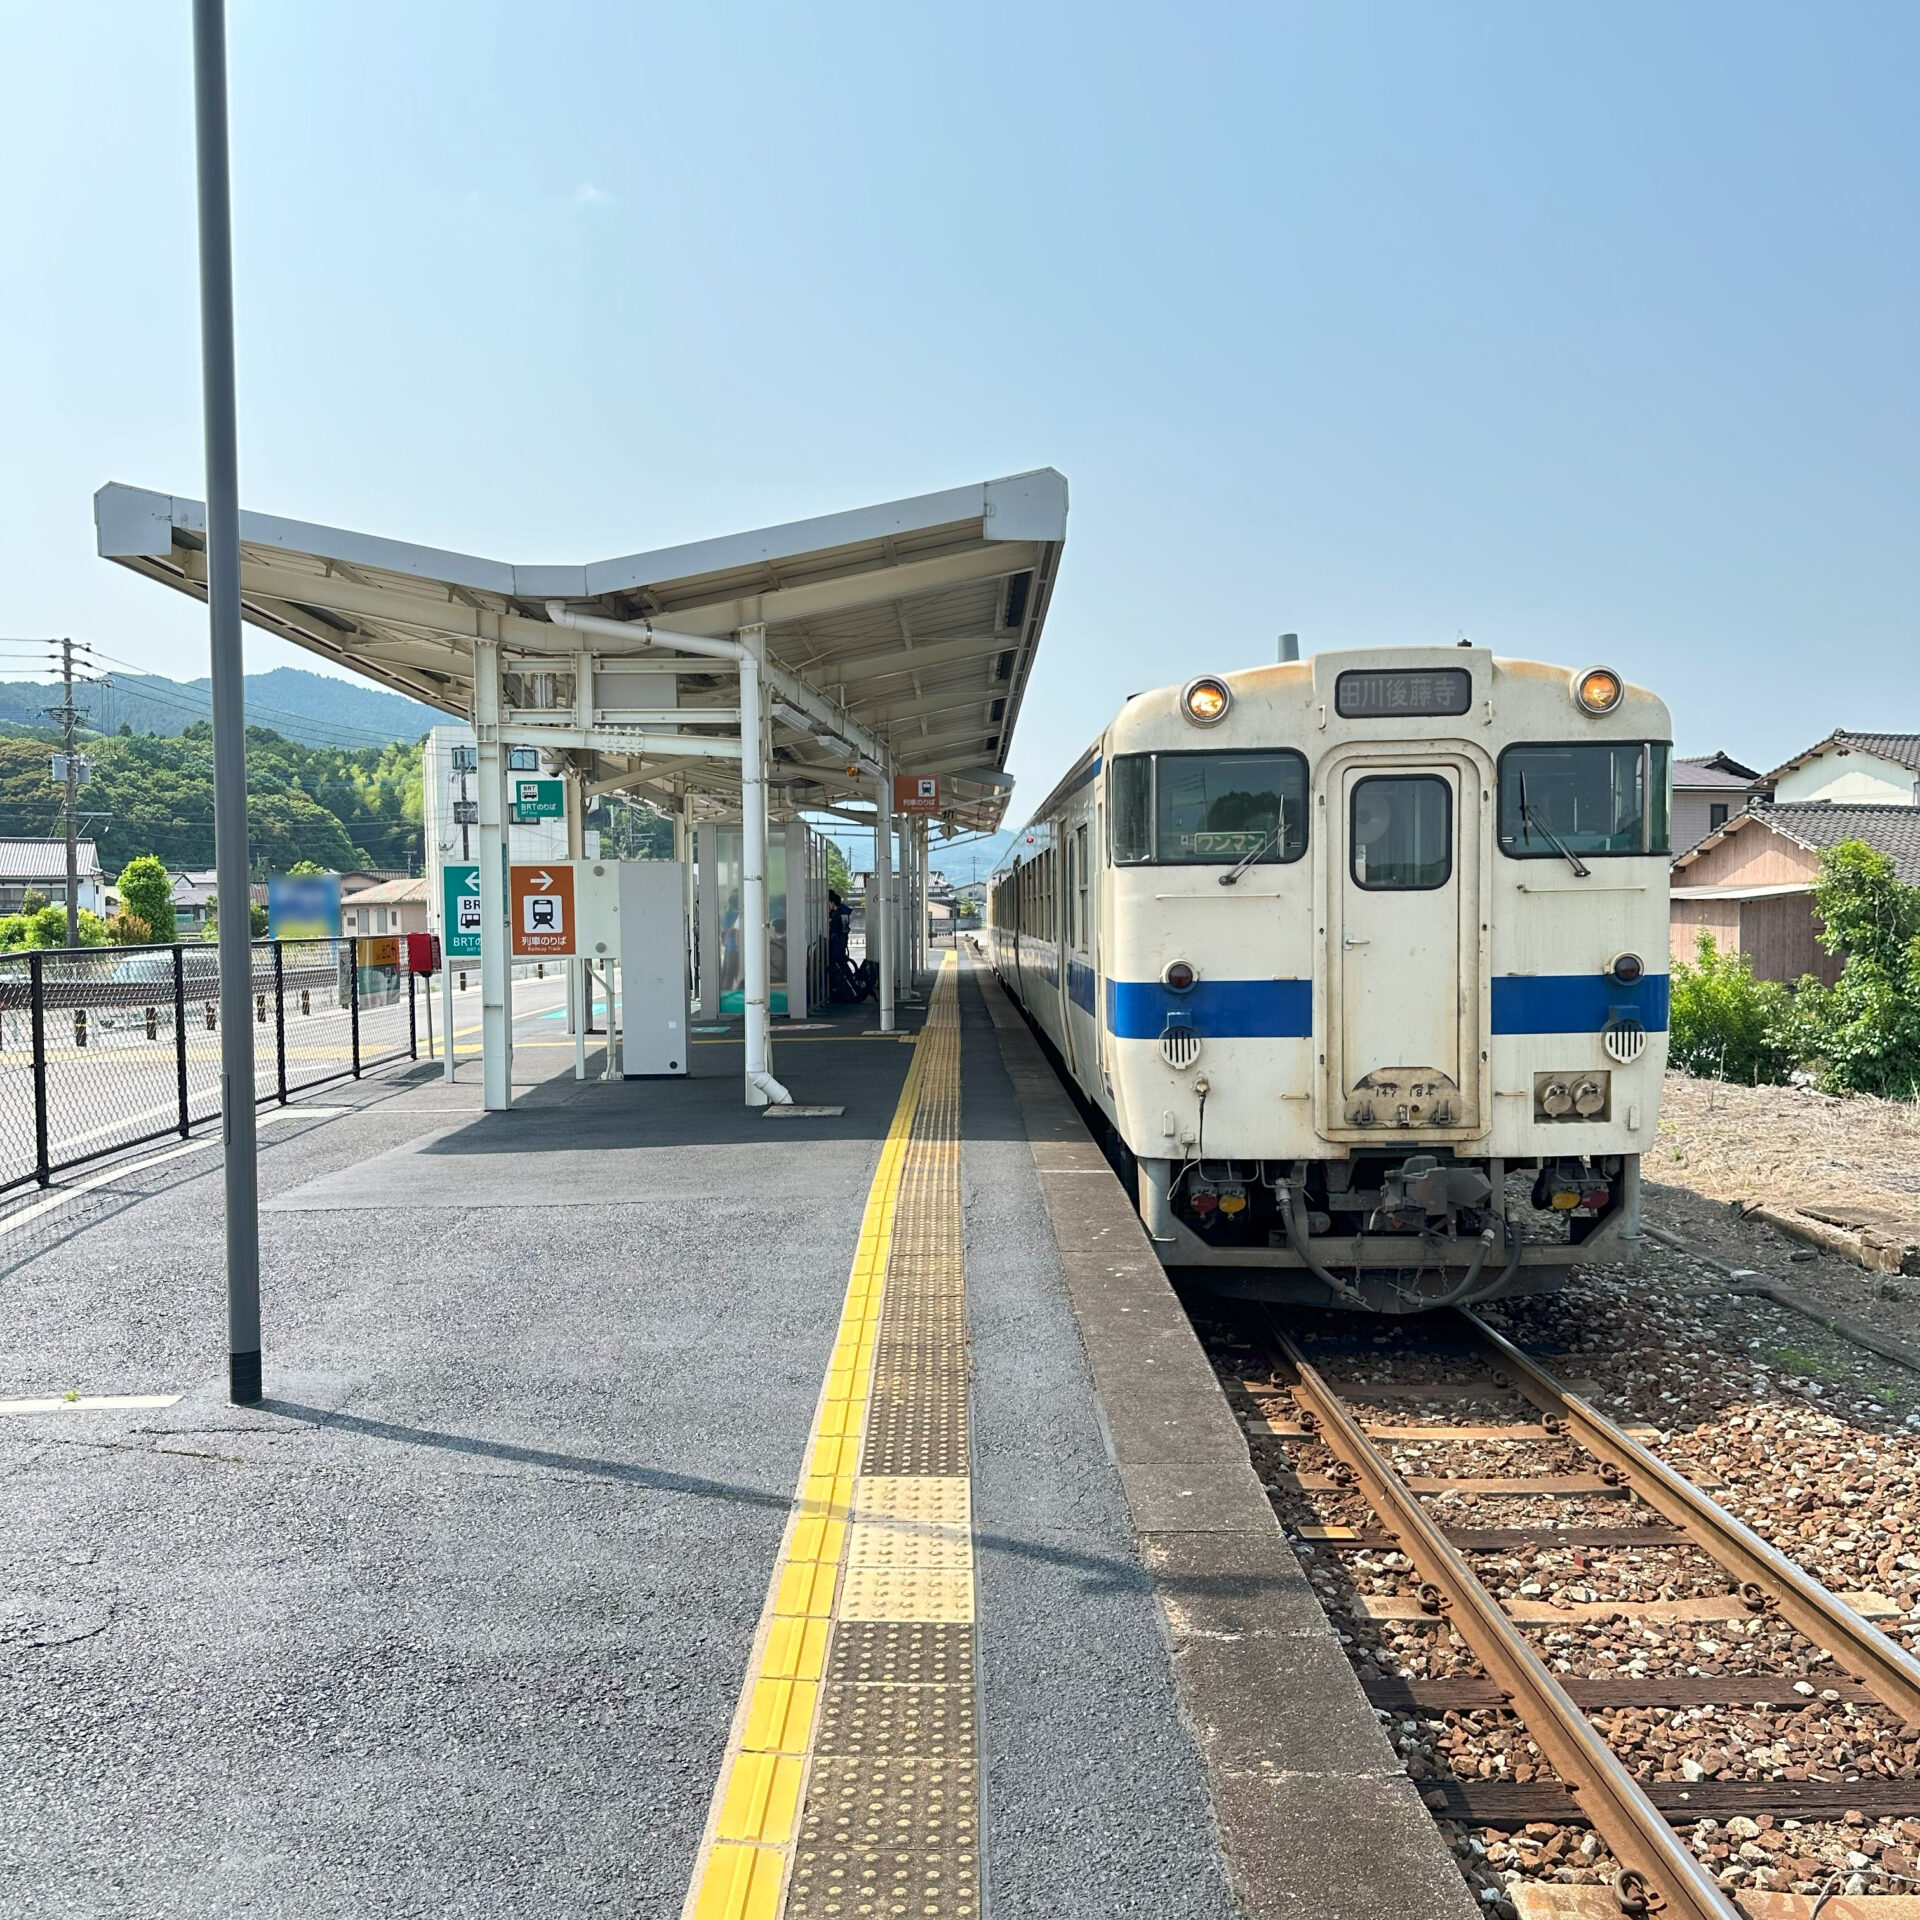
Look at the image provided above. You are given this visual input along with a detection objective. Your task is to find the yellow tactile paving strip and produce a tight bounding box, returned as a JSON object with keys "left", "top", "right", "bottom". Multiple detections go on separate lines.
{"left": 687, "top": 956, "right": 976, "bottom": 1920}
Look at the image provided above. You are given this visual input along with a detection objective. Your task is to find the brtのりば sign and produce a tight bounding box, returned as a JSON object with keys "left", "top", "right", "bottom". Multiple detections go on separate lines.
{"left": 509, "top": 865, "right": 577, "bottom": 957}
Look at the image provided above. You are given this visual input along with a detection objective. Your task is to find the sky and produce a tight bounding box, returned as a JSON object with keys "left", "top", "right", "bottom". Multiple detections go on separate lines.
{"left": 1, "top": 1, "right": 1915, "bottom": 806}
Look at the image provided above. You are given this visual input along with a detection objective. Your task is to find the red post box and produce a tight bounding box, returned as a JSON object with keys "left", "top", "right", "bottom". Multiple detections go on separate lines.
{"left": 401, "top": 932, "right": 442, "bottom": 975}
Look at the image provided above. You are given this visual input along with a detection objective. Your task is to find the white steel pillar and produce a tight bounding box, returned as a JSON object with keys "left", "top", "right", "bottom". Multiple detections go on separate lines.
{"left": 475, "top": 636, "right": 512, "bottom": 1112}
{"left": 737, "top": 624, "right": 789, "bottom": 1106}
{"left": 874, "top": 774, "right": 895, "bottom": 1033}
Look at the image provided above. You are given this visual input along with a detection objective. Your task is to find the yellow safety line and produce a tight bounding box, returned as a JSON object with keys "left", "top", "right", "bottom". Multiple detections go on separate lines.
{"left": 683, "top": 955, "right": 956, "bottom": 1920}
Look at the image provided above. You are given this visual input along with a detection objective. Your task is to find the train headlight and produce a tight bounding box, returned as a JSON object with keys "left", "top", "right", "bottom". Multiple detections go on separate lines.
{"left": 1162, "top": 960, "right": 1198, "bottom": 992}
{"left": 1573, "top": 665, "right": 1624, "bottom": 714}
{"left": 1607, "top": 951, "right": 1644, "bottom": 985}
{"left": 1181, "top": 676, "right": 1233, "bottom": 726}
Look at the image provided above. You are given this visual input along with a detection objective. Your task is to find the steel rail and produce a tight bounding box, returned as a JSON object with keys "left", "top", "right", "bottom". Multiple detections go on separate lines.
{"left": 1458, "top": 1308, "right": 1920, "bottom": 1729}
{"left": 1266, "top": 1318, "right": 1741, "bottom": 1920}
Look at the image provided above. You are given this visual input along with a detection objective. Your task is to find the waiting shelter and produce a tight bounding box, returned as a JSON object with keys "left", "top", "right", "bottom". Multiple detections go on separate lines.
{"left": 93, "top": 472, "right": 1068, "bottom": 1108}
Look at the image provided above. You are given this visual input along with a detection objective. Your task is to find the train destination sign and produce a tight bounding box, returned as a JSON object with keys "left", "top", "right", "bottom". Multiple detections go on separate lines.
{"left": 1333, "top": 667, "right": 1472, "bottom": 719}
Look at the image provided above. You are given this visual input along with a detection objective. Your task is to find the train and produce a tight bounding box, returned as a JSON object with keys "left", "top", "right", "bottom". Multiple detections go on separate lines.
{"left": 986, "top": 644, "right": 1672, "bottom": 1311}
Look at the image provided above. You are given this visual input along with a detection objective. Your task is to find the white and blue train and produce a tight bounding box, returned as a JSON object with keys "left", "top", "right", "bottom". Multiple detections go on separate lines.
{"left": 987, "top": 644, "right": 1672, "bottom": 1310}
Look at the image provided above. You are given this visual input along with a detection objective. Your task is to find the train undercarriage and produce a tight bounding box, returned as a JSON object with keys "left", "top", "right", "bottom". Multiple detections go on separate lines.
{"left": 1134, "top": 1147, "right": 1643, "bottom": 1313}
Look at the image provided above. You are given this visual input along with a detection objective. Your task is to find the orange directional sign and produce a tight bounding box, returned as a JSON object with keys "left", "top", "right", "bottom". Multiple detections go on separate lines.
{"left": 509, "top": 863, "right": 577, "bottom": 957}
{"left": 894, "top": 773, "right": 940, "bottom": 814}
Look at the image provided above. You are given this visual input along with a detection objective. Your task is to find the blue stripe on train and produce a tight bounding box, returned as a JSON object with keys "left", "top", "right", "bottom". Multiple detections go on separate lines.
{"left": 1101, "top": 973, "right": 1670, "bottom": 1039}
{"left": 1067, "top": 956, "right": 1098, "bottom": 1014}
{"left": 1106, "top": 978, "right": 1313, "bottom": 1040}
{"left": 1489, "top": 973, "right": 1669, "bottom": 1034}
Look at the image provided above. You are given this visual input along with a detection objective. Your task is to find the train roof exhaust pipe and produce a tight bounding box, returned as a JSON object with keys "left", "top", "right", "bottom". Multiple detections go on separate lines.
{"left": 1278, "top": 632, "right": 1299, "bottom": 663}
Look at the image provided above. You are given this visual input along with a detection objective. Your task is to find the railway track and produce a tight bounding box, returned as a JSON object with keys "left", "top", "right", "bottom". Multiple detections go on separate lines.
{"left": 1239, "top": 1306, "right": 1920, "bottom": 1919}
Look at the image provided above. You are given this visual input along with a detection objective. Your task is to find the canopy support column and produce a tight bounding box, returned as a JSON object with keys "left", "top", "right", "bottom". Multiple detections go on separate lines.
{"left": 737, "top": 624, "right": 789, "bottom": 1108}
{"left": 874, "top": 775, "right": 895, "bottom": 1033}
{"left": 475, "top": 636, "right": 512, "bottom": 1112}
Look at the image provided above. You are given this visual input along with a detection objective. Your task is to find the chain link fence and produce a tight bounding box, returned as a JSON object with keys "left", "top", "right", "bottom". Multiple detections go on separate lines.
{"left": 0, "top": 938, "right": 418, "bottom": 1195}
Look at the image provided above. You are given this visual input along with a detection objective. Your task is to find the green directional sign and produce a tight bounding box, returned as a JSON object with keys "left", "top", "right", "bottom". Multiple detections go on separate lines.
{"left": 510, "top": 777, "right": 565, "bottom": 823}
{"left": 441, "top": 863, "right": 482, "bottom": 959}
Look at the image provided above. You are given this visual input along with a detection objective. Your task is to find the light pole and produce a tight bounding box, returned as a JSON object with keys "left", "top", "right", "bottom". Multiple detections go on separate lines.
{"left": 192, "top": 0, "right": 262, "bottom": 1405}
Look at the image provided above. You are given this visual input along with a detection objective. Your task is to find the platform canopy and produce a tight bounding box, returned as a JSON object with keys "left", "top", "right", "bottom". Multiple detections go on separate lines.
{"left": 94, "top": 469, "right": 1067, "bottom": 834}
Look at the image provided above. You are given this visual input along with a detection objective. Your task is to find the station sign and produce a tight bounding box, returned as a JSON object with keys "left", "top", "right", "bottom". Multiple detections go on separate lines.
{"left": 441, "top": 864, "right": 482, "bottom": 959}
{"left": 509, "top": 864, "right": 577, "bottom": 957}
{"left": 894, "top": 773, "right": 940, "bottom": 815}
{"left": 511, "top": 776, "right": 566, "bottom": 823}
{"left": 267, "top": 871, "right": 342, "bottom": 941}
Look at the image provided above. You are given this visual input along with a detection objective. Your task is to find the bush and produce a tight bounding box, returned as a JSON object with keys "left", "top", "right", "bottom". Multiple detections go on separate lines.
{"left": 0, "top": 905, "right": 109, "bottom": 951}
{"left": 105, "top": 910, "right": 153, "bottom": 946}
{"left": 116, "top": 854, "right": 177, "bottom": 943}
{"left": 1667, "top": 929, "right": 1799, "bottom": 1084}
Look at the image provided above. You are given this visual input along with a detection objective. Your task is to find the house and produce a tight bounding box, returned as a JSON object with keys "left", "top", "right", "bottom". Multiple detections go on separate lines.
{"left": 1671, "top": 803, "right": 1920, "bottom": 985}
{"left": 341, "top": 876, "right": 429, "bottom": 937}
{"left": 1671, "top": 752, "right": 1765, "bottom": 852}
{"left": 0, "top": 839, "right": 107, "bottom": 916}
{"left": 1769, "top": 732, "right": 1920, "bottom": 808}
{"left": 171, "top": 868, "right": 219, "bottom": 933}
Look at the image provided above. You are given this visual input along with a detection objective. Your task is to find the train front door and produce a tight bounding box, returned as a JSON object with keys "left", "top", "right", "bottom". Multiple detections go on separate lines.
{"left": 1324, "top": 758, "right": 1482, "bottom": 1135}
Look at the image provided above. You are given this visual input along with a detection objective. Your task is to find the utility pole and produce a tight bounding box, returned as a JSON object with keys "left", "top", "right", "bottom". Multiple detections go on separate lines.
{"left": 193, "top": 0, "right": 262, "bottom": 1406}
{"left": 51, "top": 639, "right": 81, "bottom": 946}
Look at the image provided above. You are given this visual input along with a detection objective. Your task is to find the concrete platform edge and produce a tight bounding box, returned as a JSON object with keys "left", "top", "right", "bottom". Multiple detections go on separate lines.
{"left": 973, "top": 962, "right": 1479, "bottom": 1920}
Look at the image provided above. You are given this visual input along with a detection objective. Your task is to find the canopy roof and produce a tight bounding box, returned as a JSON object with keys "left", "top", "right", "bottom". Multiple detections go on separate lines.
{"left": 95, "top": 470, "right": 1067, "bottom": 834}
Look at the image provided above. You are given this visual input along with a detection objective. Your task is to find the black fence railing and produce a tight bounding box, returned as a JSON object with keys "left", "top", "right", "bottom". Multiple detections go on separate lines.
{"left": 0, "top": 937, "right": 418, "bottom": 1196}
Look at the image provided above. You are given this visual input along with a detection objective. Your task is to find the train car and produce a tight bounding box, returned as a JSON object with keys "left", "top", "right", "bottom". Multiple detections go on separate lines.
{"left": 988, "top": 644, "right": 1671, "bottom": 1311}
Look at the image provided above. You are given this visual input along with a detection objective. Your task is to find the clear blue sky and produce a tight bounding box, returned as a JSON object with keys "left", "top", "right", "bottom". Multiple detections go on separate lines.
{"left": 2, "top": 2, "right": 1914, "bottom": 795}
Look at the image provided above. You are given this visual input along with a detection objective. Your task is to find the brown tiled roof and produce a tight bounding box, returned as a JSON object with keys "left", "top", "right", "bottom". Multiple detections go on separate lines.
{"left": 1675, "top": 802, "right": 1920, "bottom": 885}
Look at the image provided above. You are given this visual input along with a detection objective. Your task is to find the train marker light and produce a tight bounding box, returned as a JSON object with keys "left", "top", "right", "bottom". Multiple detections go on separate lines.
{"left": 1163, "top": 960, "right": 1198, "bottom": 992}
{"left": 1573, "top": 666, "right": 1623, "bottom": 714}
{"left": 1607, "top": 951, "right": 1644, "bottom": 985}
{"left": 1182, "top": 676, "right": 1232, "bottom": 726}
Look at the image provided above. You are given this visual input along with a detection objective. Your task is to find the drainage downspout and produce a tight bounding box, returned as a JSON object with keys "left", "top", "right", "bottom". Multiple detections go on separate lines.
{"left": 542, "top": 602, "right": 791, "bottom": 1106}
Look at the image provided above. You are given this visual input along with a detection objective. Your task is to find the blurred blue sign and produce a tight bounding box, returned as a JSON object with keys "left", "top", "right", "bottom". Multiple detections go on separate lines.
{"left": 267, "top": 872, "right": 341, "bottom": 941}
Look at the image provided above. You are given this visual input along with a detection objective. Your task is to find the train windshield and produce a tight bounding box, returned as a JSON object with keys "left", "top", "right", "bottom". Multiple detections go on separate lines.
{"left": 1110, "top": 750, "right": 1309, "bottom": 865}
{"left": 1497, "top": 742, "right": 1672, "bottom": 857}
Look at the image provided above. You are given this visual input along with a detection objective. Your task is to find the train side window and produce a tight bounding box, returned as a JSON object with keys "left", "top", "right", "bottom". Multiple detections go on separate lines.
{"left": 1497, "top": 742, "right": 1673, "bottom": 858}
{"left": 1351, "top": 775, "right": 1452, "bottom": 890}
{"left": 1111, "top": 756, "right": 1153, "bottom": 863}
{"left": 1074, "top": 824, "right": 1089, "bottom": 950}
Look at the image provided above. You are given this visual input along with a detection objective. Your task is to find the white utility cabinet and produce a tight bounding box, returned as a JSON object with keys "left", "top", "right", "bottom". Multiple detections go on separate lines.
{"left": 618, "top": 860, "right": 691, "bottom": 1077}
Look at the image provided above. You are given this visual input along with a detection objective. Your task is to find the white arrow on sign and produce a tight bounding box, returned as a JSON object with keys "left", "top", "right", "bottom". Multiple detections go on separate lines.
{"left": 530, "top": 870, "right": 554, "bottom": 891}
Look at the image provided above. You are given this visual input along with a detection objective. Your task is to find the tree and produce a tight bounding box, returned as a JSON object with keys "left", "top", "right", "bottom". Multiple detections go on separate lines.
{"left": 287, "top": 858, "right": 328, "bottom": 877}
{"left": 19, "top": 888, "right": 46, "bottom": 917}
{"left": 116, "top": 854, "right": 177, "bottom": 942}
{"left": 1794, "top": 841, "right": 1920, "bottom": 1099}
{"left": 105, "top": 910, "right": 153, "bottom": 945}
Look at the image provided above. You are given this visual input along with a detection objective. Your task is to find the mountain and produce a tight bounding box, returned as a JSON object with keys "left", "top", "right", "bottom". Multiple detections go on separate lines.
{"left": 0, "top": 667, "right": 445, "bottom": 748}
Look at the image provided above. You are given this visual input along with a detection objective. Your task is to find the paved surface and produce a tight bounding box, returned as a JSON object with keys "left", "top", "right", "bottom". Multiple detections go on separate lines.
{"left": 1, "top": 953, "right": 1458, "bottom": 1918}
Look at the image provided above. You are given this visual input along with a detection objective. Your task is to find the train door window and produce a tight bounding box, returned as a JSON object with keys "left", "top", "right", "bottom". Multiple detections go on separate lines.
{"left": 1073, "top": 825, "right": 1089, "bottom": 950}
{"left": 1350, "top": 775, "right": 1452, "bottom": 890}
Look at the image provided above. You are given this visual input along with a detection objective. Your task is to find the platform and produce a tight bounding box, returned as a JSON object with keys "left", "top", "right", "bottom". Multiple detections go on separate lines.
{"left": 1, "top": 954, "right": 1473, "bottom": 1919}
